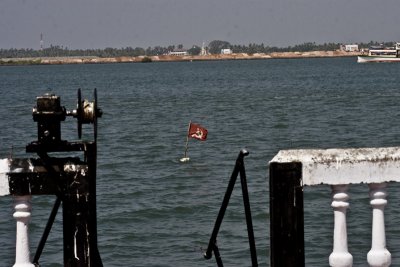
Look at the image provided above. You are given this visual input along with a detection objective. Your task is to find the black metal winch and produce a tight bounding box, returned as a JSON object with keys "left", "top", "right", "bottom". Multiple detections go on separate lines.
{"left": 9, "top": 89, "right": 103, "bottom": 267}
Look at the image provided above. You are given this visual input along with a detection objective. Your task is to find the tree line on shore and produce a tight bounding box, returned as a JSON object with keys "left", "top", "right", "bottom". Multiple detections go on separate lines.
{"left": 0, "top": 40, "right": 396, "bottom": 58}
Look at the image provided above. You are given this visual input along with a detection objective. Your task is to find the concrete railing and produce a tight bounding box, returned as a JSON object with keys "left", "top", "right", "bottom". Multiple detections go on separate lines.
{"left": 2, "top": 145, "right": 398, "bottom": 266}
{"left": 0, "top": 159, "right": 34, "bottom": 266}
{"left": 269, "top": 146, "right": 400, "bottom": 267}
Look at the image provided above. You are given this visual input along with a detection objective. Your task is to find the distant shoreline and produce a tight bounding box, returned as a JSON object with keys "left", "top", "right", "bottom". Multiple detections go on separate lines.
{"left": 0, "top": 50, "right": 361, "bottom": 65}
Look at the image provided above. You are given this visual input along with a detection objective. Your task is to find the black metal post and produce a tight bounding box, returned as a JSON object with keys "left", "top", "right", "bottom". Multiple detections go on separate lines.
{"left": 85, "top": 142, "right": 103, "bottom": 266}
{"left": 239, "top": 161, "right": 258, "bottom": 267}
{"left": 204, "top": 149, "right": 259, "bottom": 267}
{"left": 62, "top": 143, "right": 103, "bottom": 267}
{"left": 213, "top": 244, "right": 223, "bottom": 267}
{"left": 269, "top": 162, "right": 304, "bottom": 267}
{"left": 203, "top": 149, "right": 248, "bottom": 260}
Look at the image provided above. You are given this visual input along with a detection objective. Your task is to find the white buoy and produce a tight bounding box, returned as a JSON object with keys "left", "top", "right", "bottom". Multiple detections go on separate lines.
{"left": 180, "top": 157, "right": 190, "bottom": 163}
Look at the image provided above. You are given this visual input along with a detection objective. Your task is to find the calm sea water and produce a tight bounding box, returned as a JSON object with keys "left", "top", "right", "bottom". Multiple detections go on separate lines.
{"left": 1, "top": 58, "right": 400, "bottom": 266}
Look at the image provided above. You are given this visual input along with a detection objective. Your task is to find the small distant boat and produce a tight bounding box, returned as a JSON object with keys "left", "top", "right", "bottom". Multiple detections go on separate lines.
{"left": 357, "top": 43, "right": 400, "bottom": 63}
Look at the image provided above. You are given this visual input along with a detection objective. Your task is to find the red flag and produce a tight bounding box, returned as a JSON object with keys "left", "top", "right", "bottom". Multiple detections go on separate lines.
{"left": 188, "top": 123, "right": 208, "bottom": 141}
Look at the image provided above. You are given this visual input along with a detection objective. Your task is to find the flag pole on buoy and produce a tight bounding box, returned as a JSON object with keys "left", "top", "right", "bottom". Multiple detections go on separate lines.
{"left": 180, "top": 121, "right": 208, "bottom": 162}
{"left": 180, "top": 121, "right": 191, "bottom": 162}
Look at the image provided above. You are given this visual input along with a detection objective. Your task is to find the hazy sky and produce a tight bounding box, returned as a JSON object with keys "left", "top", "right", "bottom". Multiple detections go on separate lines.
{"left": 1, "top": 0, "right": 399, "bottom": 49}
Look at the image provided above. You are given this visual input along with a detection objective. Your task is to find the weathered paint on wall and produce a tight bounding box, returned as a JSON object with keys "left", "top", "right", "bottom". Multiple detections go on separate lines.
{"left": 0, "top": 159, "right": 10, "bottom": 196}
{"left": 270, "top": 147, "right": 400, "bottom": 185}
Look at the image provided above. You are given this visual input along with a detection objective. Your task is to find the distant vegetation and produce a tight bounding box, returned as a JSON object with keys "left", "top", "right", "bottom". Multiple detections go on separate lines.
{"left": 0, "top": 41, "right": 397, "bottom": 58}
{"left": 141, "top": 57, "right": 152, "bottom": 63}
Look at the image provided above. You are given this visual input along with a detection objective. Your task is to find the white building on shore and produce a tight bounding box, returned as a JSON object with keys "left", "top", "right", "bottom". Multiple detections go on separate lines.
{"left": 340, "top": 44, "right": 359, "bottom": 52}
{"left": 168, "top": 49, "right": 188, "bottom": 56}
{"left": 221, "top": 49, "right": 233, "bottom": 55}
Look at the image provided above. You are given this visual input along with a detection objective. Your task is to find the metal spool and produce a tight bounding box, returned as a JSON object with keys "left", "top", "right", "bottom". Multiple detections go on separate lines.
{"left": 74, "top": 88, "right": 102, "bottom": 140}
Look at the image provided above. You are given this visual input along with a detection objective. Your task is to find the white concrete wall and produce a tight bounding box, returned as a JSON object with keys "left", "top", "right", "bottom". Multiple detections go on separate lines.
{"left": 0, "top": 159, "right": 10, "bottom": 196}
{"left": 270, "top": 147, "right": 400, "bottom": 185}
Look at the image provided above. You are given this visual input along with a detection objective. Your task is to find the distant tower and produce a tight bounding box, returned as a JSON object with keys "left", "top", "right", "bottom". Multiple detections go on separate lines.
{"left": 200, "top": 41, "right": 208, "bottom": 56}
{"left": 40, "top": 33, "right": 44, "bottom": 50}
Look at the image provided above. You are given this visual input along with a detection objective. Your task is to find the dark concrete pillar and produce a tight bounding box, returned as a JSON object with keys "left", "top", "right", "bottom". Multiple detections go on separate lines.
{"left": 269, "top": 162, "right": 304, "bottom": 267}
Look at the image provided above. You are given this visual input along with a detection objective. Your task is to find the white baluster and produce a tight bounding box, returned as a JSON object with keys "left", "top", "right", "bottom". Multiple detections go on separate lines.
{"left": 13, "top": 195, "right": 34, "bottom": 267}
{"left": 367, "top": 183, "right": 391, "bottom": 267}
{"left": 329, "top": 184, "right": 353, "bottom": 267}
